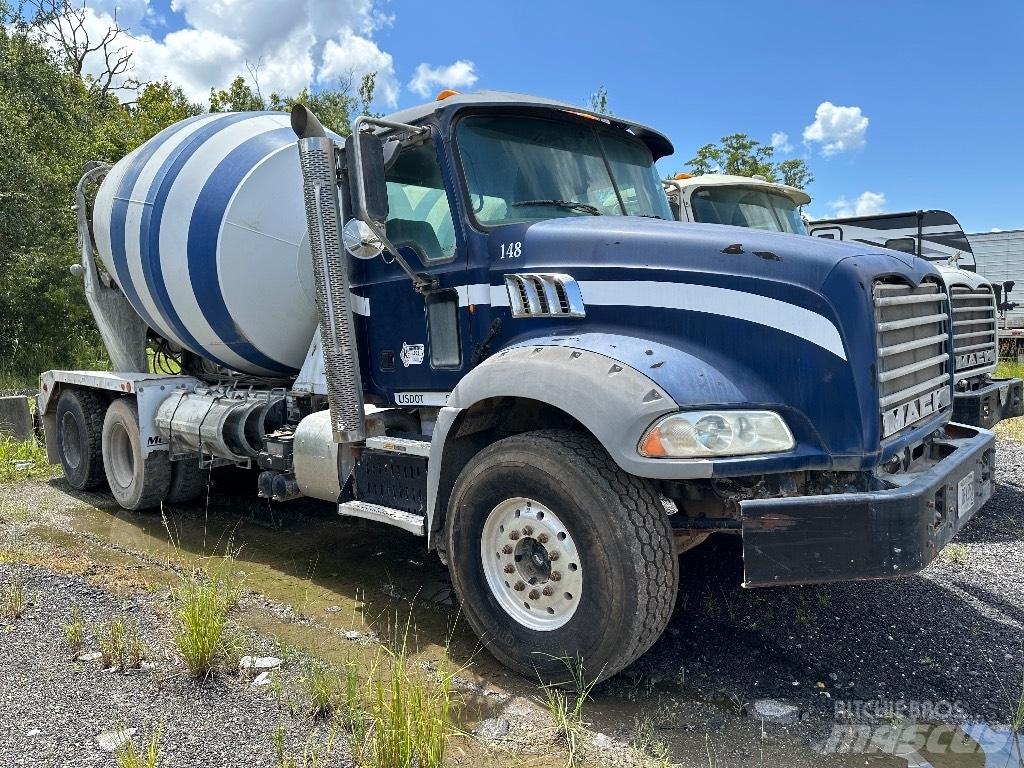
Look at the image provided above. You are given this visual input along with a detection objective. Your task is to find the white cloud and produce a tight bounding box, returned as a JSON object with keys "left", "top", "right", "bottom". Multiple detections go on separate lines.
{"left": 991, "top": 228, "right": 1004, "bottom": 233}
{"left": 407, "top": 60, "right": 477, "bottom": 97}
{"left": 319, "top": 30, "right": 398, "bottom": 106}
{"left": 72, "top": 0, "right": 401, "bottom": 108}
{"left": 770, "top": 131, "right": 792, "bottom": 154}
{"left": 803, "top": 101, "right": 869, "bottom": 156}
{"left": 827, "top": 191, "right": 886, "bottom": 218}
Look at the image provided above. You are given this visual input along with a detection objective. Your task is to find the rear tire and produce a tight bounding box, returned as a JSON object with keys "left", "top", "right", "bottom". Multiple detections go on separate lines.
{"left": 445, "top": 429, "right": 678, "bottom": 684}
{"left": 55, "top": 389, "right": 107, "bottom": 491}
{"left": 101, "top": 397, "right": 171, "bottom": 510}
{"left": 166, "top": 457, "right": 209, "bottom": 505}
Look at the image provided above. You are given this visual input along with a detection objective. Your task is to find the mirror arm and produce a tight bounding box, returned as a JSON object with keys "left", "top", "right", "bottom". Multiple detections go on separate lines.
{"left": 360, "top": 217, "right": 439, "bottom": 294}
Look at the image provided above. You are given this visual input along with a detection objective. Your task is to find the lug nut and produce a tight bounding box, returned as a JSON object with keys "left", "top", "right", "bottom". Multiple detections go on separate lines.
{"left": 537, "top": 533, "right": 549, "bottom": 544}
{"left": 550, "top": 571, "right": 562, "bottom": 582}
{"left": 522, "top": 526, "right": 534, "bottom": 536}
{"left": 509, "top": 530, "right": 520, "bottom": 540}
{"left": 503, "top": 564, "right": 515, "bottom": 574}
{"left": 502, "top": 544, "right": 513, "bottom": 555}
{"left": 548, "top": 551, "right": 560, "bottom": 561}
{"left": 513, "top": 581, "right": 526, "bottom": 591}
{"left": 528, "top": 589, "right": 541, "bottom": 600}
{"left": 542, "top": 585, "right": 554, "bottom": 597}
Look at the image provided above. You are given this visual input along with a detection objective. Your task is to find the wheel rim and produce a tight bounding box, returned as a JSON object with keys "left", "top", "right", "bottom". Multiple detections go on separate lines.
{"left": 107, "top": 421, "right": 135, "bottom": 490}
{"left": 60, "top": 412, "right": 82, "bottom": 471}
{"left": 480, "top": 496, "right": 583, "bottom": 631}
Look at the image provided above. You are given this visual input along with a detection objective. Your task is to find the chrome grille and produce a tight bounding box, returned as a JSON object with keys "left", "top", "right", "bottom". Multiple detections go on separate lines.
{"left": 874, "top": 279, "right": 951, "bottom": 439}
{"left": 950, "top": 284, "right": 998, "bottom": 377}
{"left": 505, "top": 274, "right": 586, "bottom": 318}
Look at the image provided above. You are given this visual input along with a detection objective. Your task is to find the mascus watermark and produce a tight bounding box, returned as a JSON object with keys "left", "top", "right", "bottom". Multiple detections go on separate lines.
{"left": 817, "top": 722, "right": 1020, "bottom": 757}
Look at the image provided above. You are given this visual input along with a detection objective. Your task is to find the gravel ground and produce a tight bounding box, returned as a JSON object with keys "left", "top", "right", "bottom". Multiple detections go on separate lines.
{"left": 0, "top": 563, "right": 350, "bottom": 768}
{"left": 1, "top": 438, "right": 1023, "bottom": 767}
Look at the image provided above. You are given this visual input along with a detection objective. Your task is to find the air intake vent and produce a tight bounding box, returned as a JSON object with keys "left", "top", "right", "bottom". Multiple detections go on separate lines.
{"left": 873, "top": 278, "right": 952, "bottom": 439}
{"left": 504, "top": 274, "right": 585, "bottom": 318}
{"left": 949, "top": 284, "right": 998, "bottom": 376}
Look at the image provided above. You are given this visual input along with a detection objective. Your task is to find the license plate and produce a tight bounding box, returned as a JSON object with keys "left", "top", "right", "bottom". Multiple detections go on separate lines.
{"left": 957, "top": 472, "right": 976, "bottom": 516}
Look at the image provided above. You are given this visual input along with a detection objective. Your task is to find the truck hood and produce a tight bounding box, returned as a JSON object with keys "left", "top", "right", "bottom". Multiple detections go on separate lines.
{"left": 487, "top": 216, "right": 921, "bottom": 292}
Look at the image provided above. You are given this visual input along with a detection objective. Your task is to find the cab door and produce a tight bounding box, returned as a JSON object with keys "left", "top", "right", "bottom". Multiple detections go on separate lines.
{"left": 350, "top": 140, "right": 470, "bottom": 406}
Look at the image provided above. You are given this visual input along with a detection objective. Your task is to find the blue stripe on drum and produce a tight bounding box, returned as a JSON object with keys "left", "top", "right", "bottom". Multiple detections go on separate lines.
{"left": 186, "top": 126, "right": 298, "bottom": 373}
{"left": 139, "top": 112, "right": 278, "bottom": 372}
{"left": 108, "top": 114, "right": 208, "bottom": 332}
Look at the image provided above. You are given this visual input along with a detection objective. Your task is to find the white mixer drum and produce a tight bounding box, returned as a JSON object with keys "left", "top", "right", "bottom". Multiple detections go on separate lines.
{"left": 92, "top": 111, "right": 338, "bottom": 375}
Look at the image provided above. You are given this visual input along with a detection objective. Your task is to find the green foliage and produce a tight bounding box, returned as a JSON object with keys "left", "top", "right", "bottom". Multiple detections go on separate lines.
{"left": 216, "top": 71, "right": 380, "bottom": 136}
{"left": 115, "top": 726, "right": 163, "bottom": 768}
{"left": 1, "top": 576, "right": 27, "bottom": 619}
{"left": 171, "top": 565, "right": 242, "bottom": 677}
{"left": 0, "top": 436, "right": 57, "bottom": 484}
{"left": 0, "top": 7, "right": 380, "bottom": 381}
{"left": 97, "top": 616, "right": 147, "bottom": 670}
{"left": 685, "top": 133, "right": 814, "bottom": 190}
{"left": 589, "top": 85, "right": 611, "bottom": 115}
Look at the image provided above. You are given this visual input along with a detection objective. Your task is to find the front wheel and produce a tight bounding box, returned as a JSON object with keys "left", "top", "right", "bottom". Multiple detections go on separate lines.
{"left": 445, "top": 430, "right": 678, "bottom": 683}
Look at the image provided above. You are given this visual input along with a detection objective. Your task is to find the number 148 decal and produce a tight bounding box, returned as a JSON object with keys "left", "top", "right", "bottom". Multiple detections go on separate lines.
{"left": 500, "top": 241, "right": 522, "bottom": 259}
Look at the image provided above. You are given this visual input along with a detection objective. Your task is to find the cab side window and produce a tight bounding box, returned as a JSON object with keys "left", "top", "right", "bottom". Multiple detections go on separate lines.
{"left": 385, "top": 143, "right": 457, "bottom": 264}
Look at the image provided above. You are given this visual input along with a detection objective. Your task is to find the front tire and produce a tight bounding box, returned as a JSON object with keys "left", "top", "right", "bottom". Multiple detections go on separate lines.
{"left": 101, "top": 397, "right": 171, "bottom": 511}
{"left": 445, "top": 429, "right": 678, "bottom": 683}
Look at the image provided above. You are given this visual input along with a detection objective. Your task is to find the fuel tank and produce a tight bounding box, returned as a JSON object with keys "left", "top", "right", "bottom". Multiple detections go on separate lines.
{"left": 92, "top": 112, "right": 340, "bottom": 375}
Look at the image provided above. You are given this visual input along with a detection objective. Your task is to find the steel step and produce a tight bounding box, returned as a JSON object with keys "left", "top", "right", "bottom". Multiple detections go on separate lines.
{"left": 338, "top": 500, "right": 425, "bottom": 536}
{"left": 364, "top": 435, "right": 431, "bottom": 457}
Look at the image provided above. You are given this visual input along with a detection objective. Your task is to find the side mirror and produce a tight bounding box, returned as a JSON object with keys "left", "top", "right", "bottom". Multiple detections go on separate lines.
{"left": 347, "top": 131, "right": 389, "bottom": 225}
{"left": 342, "top": 218, "right": 384, "bottom": 260}
{"left": 1005, "top": 280, "right": 1016, "bottom": 294}
{"left": 884, "top": 237, "right": 916, "bottom": 255}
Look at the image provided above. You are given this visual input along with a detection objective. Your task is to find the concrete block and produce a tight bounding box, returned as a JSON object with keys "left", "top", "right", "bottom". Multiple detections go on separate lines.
{"left": 0, "top": 396, "right": 33, "bottom": 441}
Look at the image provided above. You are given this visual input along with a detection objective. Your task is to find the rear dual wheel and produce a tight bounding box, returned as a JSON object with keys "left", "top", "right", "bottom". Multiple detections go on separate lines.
{"left": 446, "top": 429, "right": 678, "bottom": 684}
{"left": 101, "top": 398, "right": 171, "bottom": 511}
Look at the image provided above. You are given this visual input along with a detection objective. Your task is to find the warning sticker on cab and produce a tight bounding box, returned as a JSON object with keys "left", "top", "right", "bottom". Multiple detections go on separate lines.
{"left": 400, "top": 342, "right": 425, "bottom": 367}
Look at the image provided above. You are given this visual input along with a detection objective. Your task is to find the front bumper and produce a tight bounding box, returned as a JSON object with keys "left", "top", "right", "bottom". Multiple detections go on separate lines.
{"left": 952, "top": 377, "right": 1024, "bottom": 429}
{"left": 740, "top": 423, "right": 996, "bottom": 587}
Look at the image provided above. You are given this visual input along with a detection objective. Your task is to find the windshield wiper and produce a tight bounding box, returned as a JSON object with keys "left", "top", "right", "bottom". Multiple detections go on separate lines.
{"left": 511, "top": 199, "right": 602, "bottom": 216}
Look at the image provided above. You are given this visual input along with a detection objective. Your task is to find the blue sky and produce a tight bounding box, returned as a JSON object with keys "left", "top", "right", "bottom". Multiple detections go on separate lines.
{"left": 110, "top": 1, "right": 1024, "bottom": 232}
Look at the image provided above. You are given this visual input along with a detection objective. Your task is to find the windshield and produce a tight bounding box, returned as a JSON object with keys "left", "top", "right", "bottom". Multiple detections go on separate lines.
{"left": 456, "top": 114, "right": 673, "bottom": 226}
{"left": 690, "top": 187, "right": 807, "bottom": 234}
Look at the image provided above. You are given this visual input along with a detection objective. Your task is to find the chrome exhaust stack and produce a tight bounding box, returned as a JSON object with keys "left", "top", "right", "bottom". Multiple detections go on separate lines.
{"left": 292, "top": 106, "right": 366, "bottom": 443}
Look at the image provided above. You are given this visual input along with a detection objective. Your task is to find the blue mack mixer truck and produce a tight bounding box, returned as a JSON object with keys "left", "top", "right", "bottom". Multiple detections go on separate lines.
{"left": 39, "top": 91, "right": 996, "bottom": 682}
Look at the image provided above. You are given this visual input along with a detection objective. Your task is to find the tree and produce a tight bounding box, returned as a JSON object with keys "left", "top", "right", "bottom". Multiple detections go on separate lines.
{"left": 217, "top": 70, "right": 381, "bottom": 136}
{"left": 589, "top": 85, "right": 611, "bottom": 115}
{"left": 777, "top": 158, "right": 813, "bottom": 190}
{"left": 0, "top": 20, "right": 108, "bottom": 378}
{"left": 685, "top": 133, "right": 813, "bottom": 189}
{"left": 8, "top": 0, "right": 142, "bottom": 96}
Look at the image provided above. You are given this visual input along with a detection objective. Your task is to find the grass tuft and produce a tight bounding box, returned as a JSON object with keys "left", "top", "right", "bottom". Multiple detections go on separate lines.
{"left": 941, "top": 543, "right": 969, "bottom": 566}
{"left": 64, "top": 605, "right": 85, "bottom": 656}
{"left": 358, "top": 646, "right": 456, "bottom": 768}
{"left": 114, "top": 725, "right": 162, "bottom": 768}
{"left": 274, "top": 725, "right": 337, "bottom": 768}
{"left": 171, "top": 564, "right": 241, "bottom": 677}
{"left": 1, "top": 576, "right": 28, "bottom": 619}
{"left": 0, "top": 436, "right": 57, "bottom": 484}
{"left": 1012, "top": 670, "right": 1024, "bottom": 734}
{"left": 97, "top": 617, "right": 146, "bottom": 671}
{"left": 539, "top": 656, "right": 599, "bottom": 768}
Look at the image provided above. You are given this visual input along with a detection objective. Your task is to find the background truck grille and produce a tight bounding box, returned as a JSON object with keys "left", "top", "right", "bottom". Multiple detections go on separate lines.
{"left": 874, "top": 279, "right": 951, "bottom": 439}
{"left": 949, "top": 284, "right": 998, "bottom": 377}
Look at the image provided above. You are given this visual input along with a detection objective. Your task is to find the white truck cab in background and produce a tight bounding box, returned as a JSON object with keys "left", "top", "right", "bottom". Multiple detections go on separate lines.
{"left": 663, "top": 174, "right": 1024, "bottom": 429}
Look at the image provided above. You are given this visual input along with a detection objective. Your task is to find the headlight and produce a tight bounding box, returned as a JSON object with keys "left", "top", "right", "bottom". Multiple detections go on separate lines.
{"left": 638, "top": 411, "right": 795, "bottom": 458}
